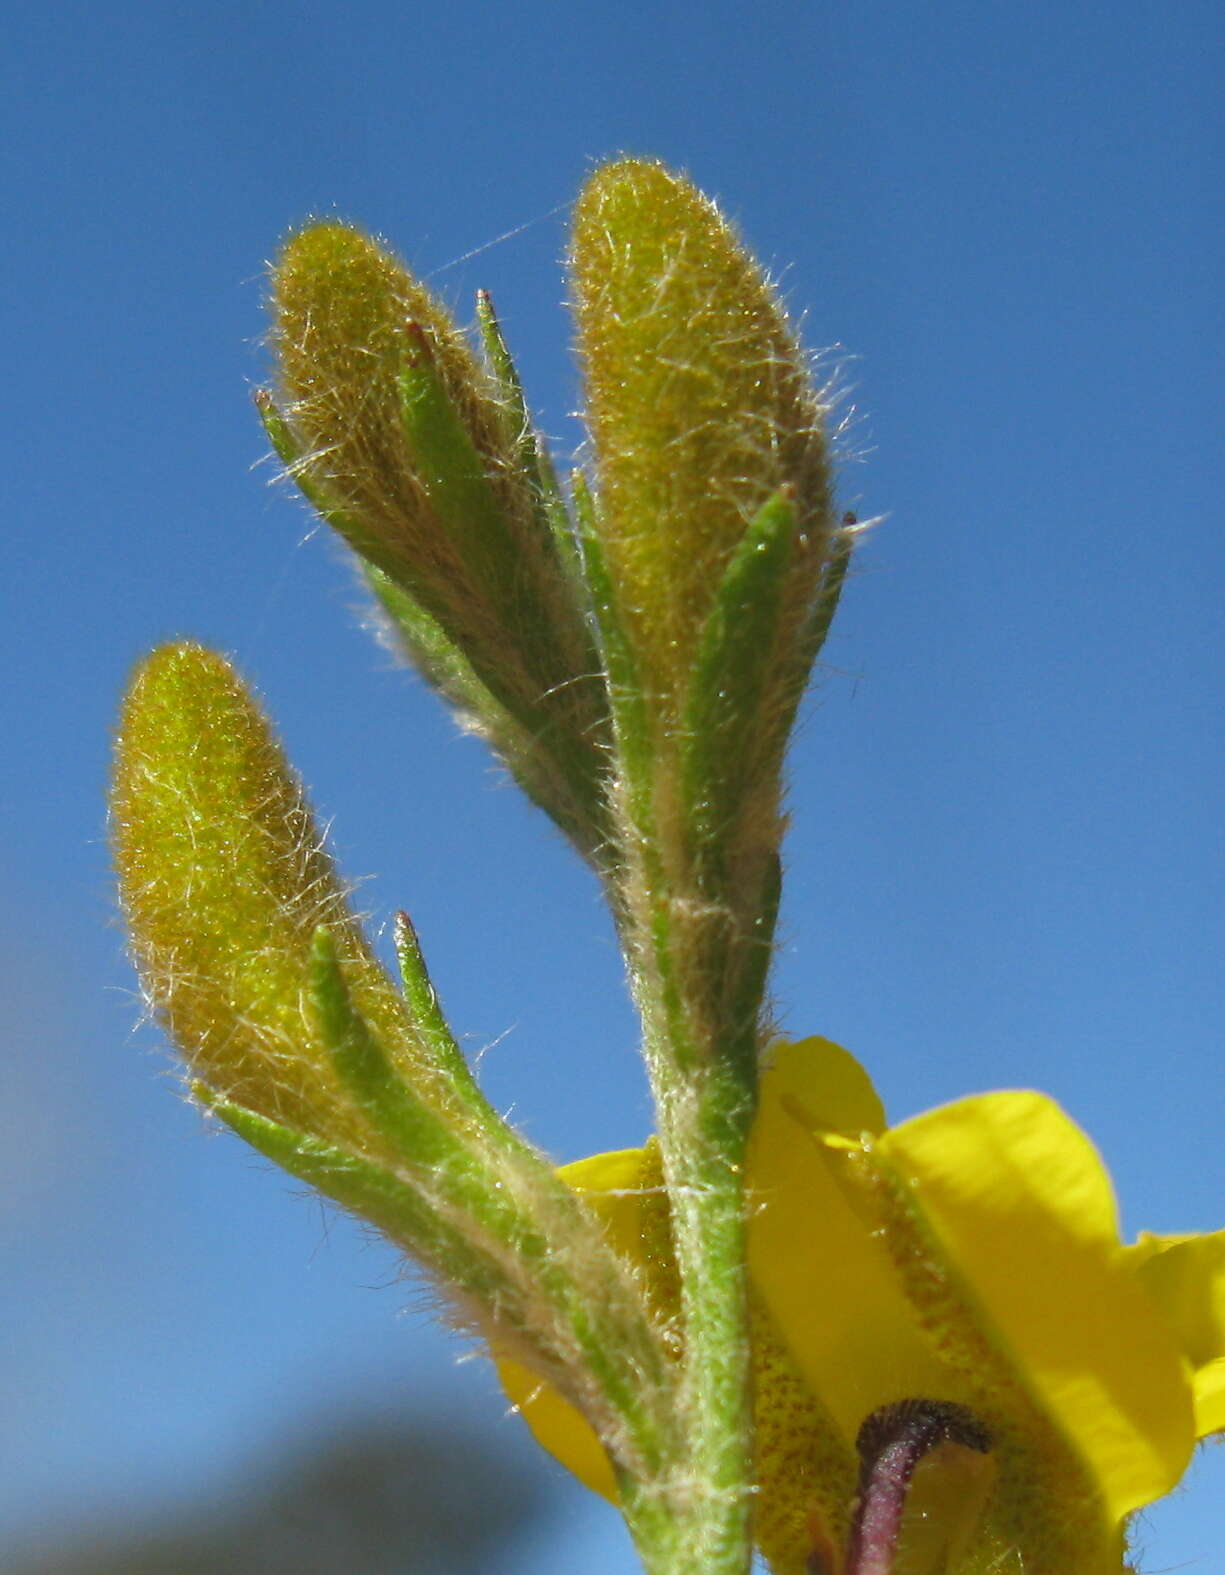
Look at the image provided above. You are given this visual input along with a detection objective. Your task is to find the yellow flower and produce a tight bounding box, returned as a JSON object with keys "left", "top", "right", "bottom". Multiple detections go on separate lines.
{"left": 498, "top": 1039, "right": 1225, "bottom": 1574}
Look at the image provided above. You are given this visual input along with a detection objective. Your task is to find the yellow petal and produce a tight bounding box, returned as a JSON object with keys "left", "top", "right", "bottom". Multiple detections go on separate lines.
{"left": 750, "top": 1297, "right": 857, "bottom": 1575}
{"left": 758, "top": 1036, "right": 887, "bottom": 1138}
{"left": 748, "top": 1039, "right": 953, "bottom": 1441}
{"left": 1126, "top": 1228, "right": 1225, "bottom": 1437}
{"left": 558, "top": 1146, "right": 664, "bottom": 1257}
{"left": 1191, "top": 1358, "right": 1225, "bottom": 1436}
{"left": 498, "top": 1354, "right": 619, "bottom": 1500}
{"left": 814, "top": 1126, "right": 1124, "bottom": 1570}
{"left": 881, "top": 1093, "right": 1195, "bottom": 1522}
{"left": 495, "top": 1146, "right": 659, "bottom": 1500}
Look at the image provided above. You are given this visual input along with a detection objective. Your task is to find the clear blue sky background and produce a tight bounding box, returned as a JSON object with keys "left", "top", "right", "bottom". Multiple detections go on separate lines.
{"left": 3, "top": 2, "right": 1223, "bottom": 1569}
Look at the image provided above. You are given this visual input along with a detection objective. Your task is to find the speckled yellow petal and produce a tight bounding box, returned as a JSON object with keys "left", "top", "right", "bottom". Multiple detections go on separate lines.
{"left": 748, "top": 1039, "right": 953, "bottom": 1441}
{"left": 749, "top": 1296, "right": 857, "bottom": 1575}
{"left": 495, "top": 1147, "right": 654, "bottom": 1499}
{"left": 815, "top": 1126, "right": 1126, "bottom": 1572}
{"left": 1126, "top": 1229, "right": 1225, "bottom": 1437}
{"left": 881, "top": 1093, "right": 1195, "bottom": 1521}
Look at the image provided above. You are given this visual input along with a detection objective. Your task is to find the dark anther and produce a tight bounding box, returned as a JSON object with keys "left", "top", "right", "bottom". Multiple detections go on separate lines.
{"left": 855, "top": 1397, "right": 992, "bottom": 1465}
{"left": 844, "top": 1399, "right": 992, "bottom": 1575}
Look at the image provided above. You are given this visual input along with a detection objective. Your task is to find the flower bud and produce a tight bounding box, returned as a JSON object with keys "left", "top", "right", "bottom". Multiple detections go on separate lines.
{"left": 571, "top": 159, "right": 837, "bottom": 721}
{"left": 110, "top": 642, "right": 416, "bottom": 1147}
{"left": 273, "top": 222, "right": 514, "bottom": 602}
{"left": 269, "top": 223, "right": 610, "bottom": 861}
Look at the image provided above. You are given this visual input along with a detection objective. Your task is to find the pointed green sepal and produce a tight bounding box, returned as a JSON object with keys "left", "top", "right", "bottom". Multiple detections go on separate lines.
{"left": 392, "top": 321, "right": 601, "bottom": 741}
{"left": 395, "top": 321, "right": 524, "bottom": 591}
{"left": 749, "top": 521, "right": 856, "bottom": 813}
{"left": 253, "top": 388, "right": 299, "bottom": 469}
{"left": 195, "top": 1082, "right": 508, "bottom": 1303}
{"left": 260, "top": 380, "right": 613, "bottom": 868}
{"left": 362, "top": 559, "right": 500, "bottom": 720}
{"left": 269, "top": 225, "right": 614, "bottom": 865}
{"left": 680, "top": 487, "right": 798, "bottom": 852}
{"left": 391, "top": 911, "right": 473, "bottom": 1089}
{"left": 311, "top": 929, "right": 590, "bottom": 1274}
{"left": 475, "top": 289, "right": 584, "bottom": 589}
{"left": 776, "top": 521, "right": 855, "bottom": 741}
{"left": 309, "top": 925, "right": 464, "bottom": 1167}
{"left": 804, "top": 516, "right": 855, "bottom": 666}
{"left": 255, "top": 388, "right": 414, "bottom": 586}
{"left": 572, "top": 471, "right": 650, "bottom": 826}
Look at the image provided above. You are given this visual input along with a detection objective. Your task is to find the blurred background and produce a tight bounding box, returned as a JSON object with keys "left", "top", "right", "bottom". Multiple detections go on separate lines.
{"left": 3, "top": 2, "right": 1222, "bottom": 1569}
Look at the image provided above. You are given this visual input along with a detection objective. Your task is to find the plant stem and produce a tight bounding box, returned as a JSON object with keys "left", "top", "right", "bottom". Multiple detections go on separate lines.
{"left": 667, "top": 1074, "right": 756, "bottom": 1575}
{"left": 625, "top": 896, "right": 761, "bottom": 1575}
{"left": 613, "top": 1128, "right": 755, "bottom": 1575}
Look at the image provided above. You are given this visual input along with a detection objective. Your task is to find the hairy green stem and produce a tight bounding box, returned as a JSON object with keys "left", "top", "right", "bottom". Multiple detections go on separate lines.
{"left": 636, "top": 998, "right": 757, "bottom": 1575}
{"left": 623, "top": 870, "right": 763, "bottom": 1575}
{"left": 619, "top": 1473, "right": 701, "bottom": 1575}
{"left": 580, "top": 473, "right": 763, "bottom": 1572}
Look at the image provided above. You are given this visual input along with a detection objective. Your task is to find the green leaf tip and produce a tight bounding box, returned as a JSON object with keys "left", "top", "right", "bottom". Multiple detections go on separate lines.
{"left": 681, "top": 487, "right": 799, "bottom": 851}
{"left": 308, "top": 924, "right": 464, "bottom": 1169}
{"left": 570, "top": 158, "right": 839, "bottom": 724}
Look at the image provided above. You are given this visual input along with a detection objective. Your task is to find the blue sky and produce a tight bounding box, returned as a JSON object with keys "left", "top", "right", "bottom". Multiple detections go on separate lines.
{"left": 3, "top": 1, "right": 1223, "bottom": 1568}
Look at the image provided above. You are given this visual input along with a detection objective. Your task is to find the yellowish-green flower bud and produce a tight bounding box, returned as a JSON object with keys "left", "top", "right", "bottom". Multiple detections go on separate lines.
{"left": 111, "top": 645, "right": 677, "bottom": 1464}
{"left": 571, "top": 158, "right": 837, "bottom": 722}
{"left": 268, "top": 222, "right": 611, "bottom": 866}
{"left": 273, "top": 221, "right": 508, "bottom": 593}
{"left": 271, "top": 225, "right": 598, "bottom": 728}
{"left": 110, "top": 641, "right": 426, "bottom": 1149}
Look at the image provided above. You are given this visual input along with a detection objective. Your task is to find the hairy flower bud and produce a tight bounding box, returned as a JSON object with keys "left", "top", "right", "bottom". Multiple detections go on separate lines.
{"left": 268, "top": 222, "right": 610, "bottom": 862}
{"left": 110, "top": 642, "right": 428, "bottom": 1147}
{"left": 273, "top": 222, "right": 523, "bottom": 605}
{"left": 571, "top": 159, "right": 838, "bottom": 722}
